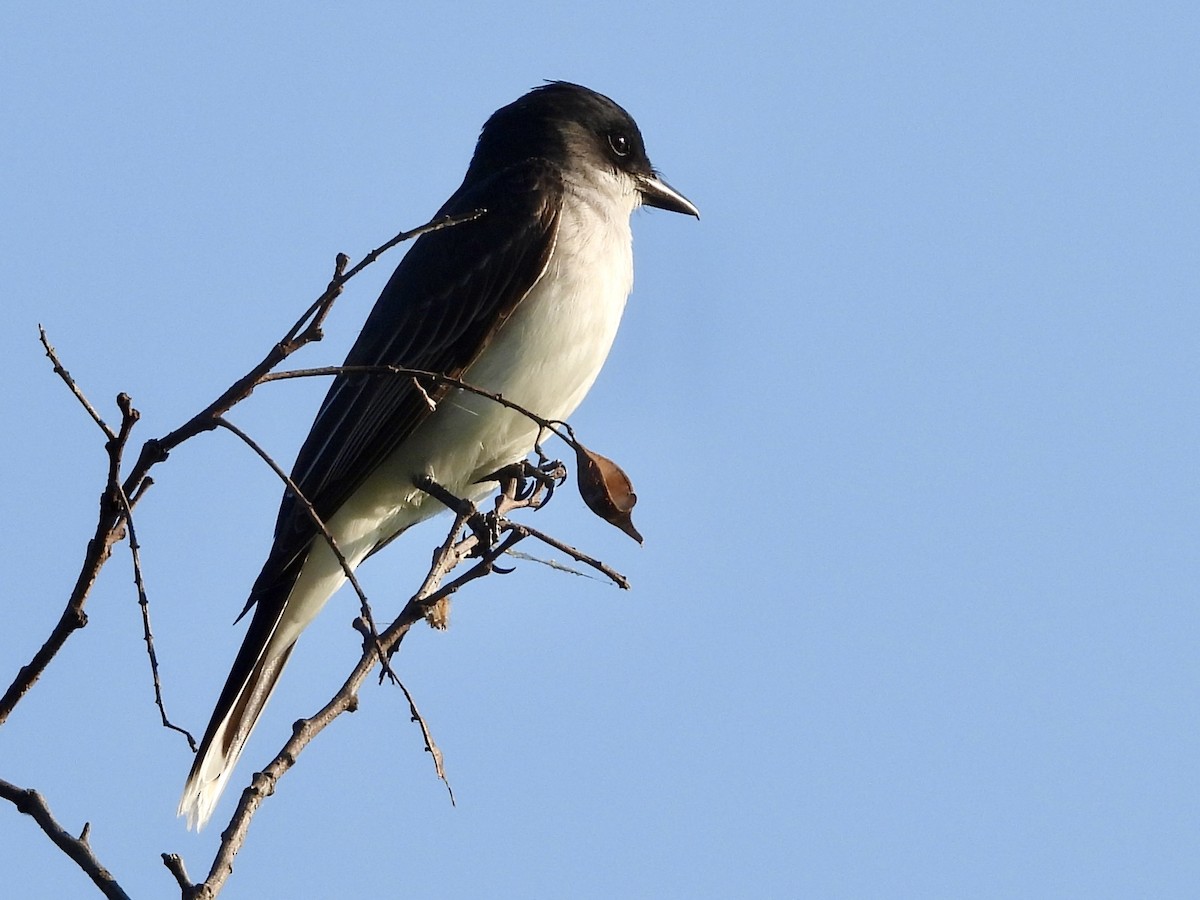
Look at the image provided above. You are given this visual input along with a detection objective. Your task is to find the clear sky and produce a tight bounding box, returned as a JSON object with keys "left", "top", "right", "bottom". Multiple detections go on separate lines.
{"left": 3, "top": 3, "right": 1198, "bottom": 898}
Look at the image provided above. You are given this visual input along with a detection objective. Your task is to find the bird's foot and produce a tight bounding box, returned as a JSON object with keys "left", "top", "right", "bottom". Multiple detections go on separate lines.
{"left": 488, "top": 458, "right": 567, "bottom": 516}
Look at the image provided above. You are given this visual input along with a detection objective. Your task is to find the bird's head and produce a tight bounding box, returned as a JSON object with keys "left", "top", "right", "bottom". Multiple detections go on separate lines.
{"left": 469, "top": 81, "right": 699, "bottom": 218}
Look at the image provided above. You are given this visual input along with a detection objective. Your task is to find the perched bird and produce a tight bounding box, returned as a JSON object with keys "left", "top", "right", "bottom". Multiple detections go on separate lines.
{"left": 179, "top": 81, "right": 698, "bottom": 830}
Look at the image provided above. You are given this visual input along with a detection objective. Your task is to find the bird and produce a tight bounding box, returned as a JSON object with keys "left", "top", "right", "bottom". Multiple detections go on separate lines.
{"left": 178, "top": 81, "right": 698, "bottom": 830}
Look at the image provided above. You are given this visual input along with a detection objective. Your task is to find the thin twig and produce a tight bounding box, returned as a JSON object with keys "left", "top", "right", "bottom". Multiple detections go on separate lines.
{"left": 400, "top": 505, "right": 479, "bottom": 641}
{"left": 177, "top": 519, "right": 468, "bottom": 897}
{"left": 212, "top": 417, "right": 398, "bottom": 686}
{"left": 261, "top": 366, "right": 578, "bottom": 449}
{"left": 38, "top": 326, "right": 117, "bottom": 442}
{"left": 507, "top": 522, "right": 631, "bottom": 590}
{"left": 130, "top": 212, "right": 487, "bottom": 511}
{"left": 342, "top": 210, "right": 484, "bottom": 283}
{"left": 278, "top": 210, "right": 483, "bottom": 347}
{"left": 114, "top": 483, "right": 197, "bottom": 750}
{"left": 395, "top": 678, "right": 455, "bottom": 806}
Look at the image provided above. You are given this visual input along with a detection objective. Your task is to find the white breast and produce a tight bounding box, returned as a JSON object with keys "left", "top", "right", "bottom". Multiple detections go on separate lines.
{"left": 471, "top": 177, "right": 635, "bottom": 422}
{"left": 331, "top": 174, "right": 638, "bottom": 550}
{"left": 434, "top": 177, "right": 634, "bottom": 478}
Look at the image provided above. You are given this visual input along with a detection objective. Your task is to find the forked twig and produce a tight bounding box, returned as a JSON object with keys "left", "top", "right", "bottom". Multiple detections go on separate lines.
{"left": 0, "top": 779, "right": 131, "bottom": 900}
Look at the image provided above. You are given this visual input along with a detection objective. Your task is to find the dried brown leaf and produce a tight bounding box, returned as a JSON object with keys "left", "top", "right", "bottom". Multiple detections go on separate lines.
{"left": 574, "top": 443, "right": 643, "bottom": 543}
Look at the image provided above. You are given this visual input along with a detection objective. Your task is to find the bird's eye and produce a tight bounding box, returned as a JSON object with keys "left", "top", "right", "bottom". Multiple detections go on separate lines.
{"left": 608, "top": 133, "right": 630, "bottom": 157}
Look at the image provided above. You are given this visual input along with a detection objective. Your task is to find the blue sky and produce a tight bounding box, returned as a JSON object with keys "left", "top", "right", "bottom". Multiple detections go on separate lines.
{"left": 3, "top": 3, "right": 1198, "bottom": 898}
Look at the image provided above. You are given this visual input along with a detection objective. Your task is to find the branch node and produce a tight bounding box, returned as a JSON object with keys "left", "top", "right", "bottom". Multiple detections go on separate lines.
{"left": 251, "top": 770, "right": 278, "bottom": 799}
{"left": 115, "top": 392, "right": 139, "bottom": 423}
{"left": 144, "top": 438, "right": 169, "bottom": 467}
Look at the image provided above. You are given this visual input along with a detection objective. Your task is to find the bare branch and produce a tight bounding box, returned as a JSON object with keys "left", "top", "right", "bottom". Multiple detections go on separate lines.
{"left": 178, "top": 597, "right": 430, "bottom": 897}
{"left": 0, "top": 779, "right": 131, "bottom": 900}
{"left": 341, "top": 210, "right": 484, "bottom": 283}
{"left": 152, "top": 211, "right": 486, "bottom": 468}
{"left": 420, "top": 530, "right": 528, "bottom": 608}
{"left": 278, "top": 209, "right": 484, "bottom": 347}
{"left": 3, "top": 210, "right": 469, "bottom": 727}
{"left": 394, "top": 677, "right": 455, "bottom": 806}
{"left": 506, "top": 521, "right": 631, "bottom": 590}
{"left": 174, "top": 476, "right": 543, "bottom": 897}
{"left": 0, "top": 393, "right": 141, "bottom": 724}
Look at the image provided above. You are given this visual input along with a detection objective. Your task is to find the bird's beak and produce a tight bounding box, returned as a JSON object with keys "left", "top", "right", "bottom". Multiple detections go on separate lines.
{"left": 638, "top": 174, "right": 700, "bottom": 218}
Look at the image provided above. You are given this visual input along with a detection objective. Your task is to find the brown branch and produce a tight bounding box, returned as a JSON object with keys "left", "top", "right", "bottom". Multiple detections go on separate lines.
{"left": 403, "top": 504, "right": 478, "bottom": 636}
{"left": 146, "top": 210, "right": 484, "bottom": 470}
{"left": 341, "top": 210, "right": 484, "bottom": 283}
{"left": 170, "top": 468, "right": 595, "bottom": 897}
{"left": 0, "top": 778, "right": 131, "bottom": 900}
{"left": 2, "top": 210, "right": 476, "bottom": 728}
{"left": 0, "top": 393, "right": 140, "bottom": 725}
{"left": 173, "top": 509, "right": 471, "bottom": 898}
{"left": 506, "top": 522, "right": 631, "bottom": 590}
{"left": 394, "top": 676, "right": 455, "bottom": 806}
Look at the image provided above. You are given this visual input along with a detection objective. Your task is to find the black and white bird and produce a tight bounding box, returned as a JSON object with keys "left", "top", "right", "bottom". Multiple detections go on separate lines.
{"left": 179, "top": 81, "right": 698, "bottom": 830}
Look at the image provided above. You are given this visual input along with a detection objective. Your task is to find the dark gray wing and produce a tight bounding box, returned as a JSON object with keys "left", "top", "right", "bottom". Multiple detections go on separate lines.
{"left": 246, "top": 159, "right": 563, "bottom": 607}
